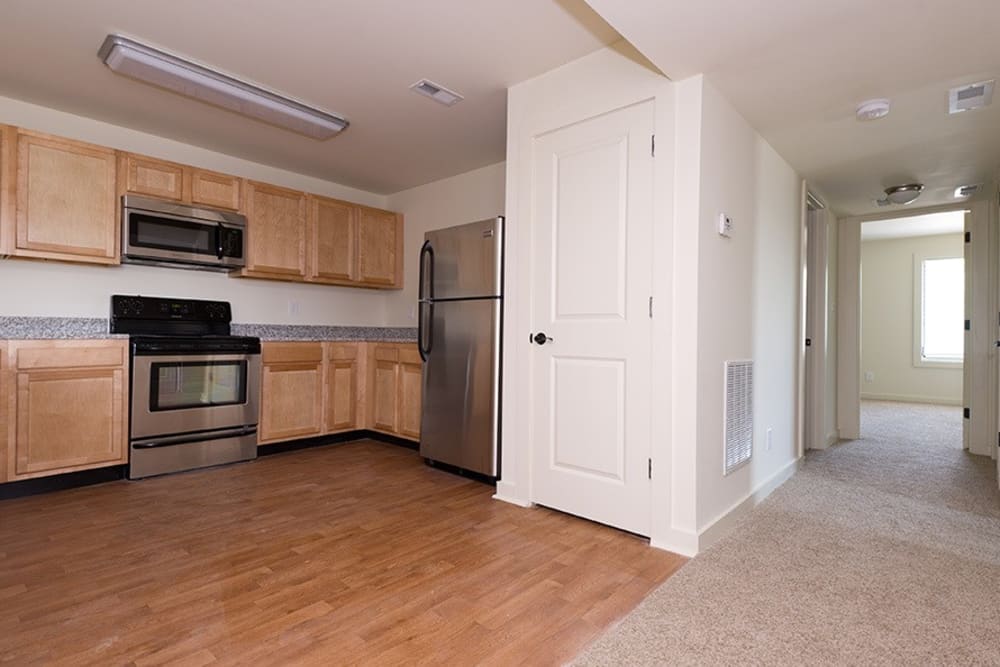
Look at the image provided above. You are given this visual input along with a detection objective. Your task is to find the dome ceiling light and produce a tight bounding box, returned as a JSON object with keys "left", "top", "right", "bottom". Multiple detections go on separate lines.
{"left": 856, "top": 98, "right": 891, "bottom": 121}
{"left": 877, "top": 183, "right": 924, "bottom": 206}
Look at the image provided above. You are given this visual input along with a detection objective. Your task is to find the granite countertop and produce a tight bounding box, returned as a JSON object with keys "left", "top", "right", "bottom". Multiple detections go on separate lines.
{"left": 0, "top": 317, "right": 416, "bottom": 343}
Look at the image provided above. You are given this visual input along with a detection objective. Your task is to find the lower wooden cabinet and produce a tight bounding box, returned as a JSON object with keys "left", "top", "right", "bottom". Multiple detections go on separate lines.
{"left": 367, "top": 343, "right": 422, "bottom": 441}
{"left": 258, "top": 342, "right": 325, "bottom": 444}
{"left": 324, "top": 343, "right": 361, "bottom": 433}
{"left": 4, "top": 340, "right": 128, "bottom": 481}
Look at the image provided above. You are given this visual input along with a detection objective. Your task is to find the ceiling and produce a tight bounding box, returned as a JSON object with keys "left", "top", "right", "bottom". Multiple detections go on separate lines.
{"left": 0, "top": 0, "right": 619, "bottom": 194}
{"left": 860, "top": 211, "right": 966, "bottom": 241}
{"left": 584, "top": 0, "right": 1000, "bottom": 216}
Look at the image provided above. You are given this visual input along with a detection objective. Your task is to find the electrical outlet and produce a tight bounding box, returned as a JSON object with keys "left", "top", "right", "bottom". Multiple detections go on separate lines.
{"left": 409, "top": 305, "right": 417, "bottom": 321}
{"left": 766, "top": 427, "right": 773, "bottom": 451}
{"left": 287, "top": 300, "right": 300, "bottom": 317}
{"left": 864, "top": 371, "right": 874, "bottom": 384}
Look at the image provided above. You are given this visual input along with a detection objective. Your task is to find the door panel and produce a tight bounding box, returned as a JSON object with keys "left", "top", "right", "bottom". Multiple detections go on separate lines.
{"left": 530, "top": 101, "right": 653, "bottom": 536}
{"left": 420, "top": 298, "right": 500, "bottom": 476}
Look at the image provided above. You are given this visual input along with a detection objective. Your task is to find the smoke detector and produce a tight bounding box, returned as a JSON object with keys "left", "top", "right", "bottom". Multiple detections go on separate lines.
{"left": 410, "top": 79, "right": 464, "bottom": 106}
{"left": 856, "top": 98, "right": 890, "bottom": 121}
{"left": 949, "top": 80, "right": 994, "bottom": 114}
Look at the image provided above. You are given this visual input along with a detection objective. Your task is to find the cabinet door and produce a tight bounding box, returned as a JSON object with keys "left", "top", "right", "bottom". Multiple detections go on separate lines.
{"left": 325, "top": 344, "right": 358, "bottom": 432}
{"left": 371, "top": 347, "right": 399, "bottom": 433}
{"left": 259, "top": 343, "right": 323, "bottom": 443}
{"left": 16, "top": 130, "right": 117, "bottom": 263}
{"left": 0, "top": 342, "right": 7, "bottom": 482}
{"left": 357, "top": 207, "right": 402, "bottom": 287}
{"left": 191, "top": 169, "right": 241, "bottom": 211}
{"left": 120, "top": 153, "right": 184, "bottom": 201}
{"left": 8, "top": 341, "right": 127, "bottom": 480}
{"left": 309, "top": 196, "right": 357, "bottom": 283}
{"left": 397, "top": 346, "right": 423, "bottom": 440}
{"left": 243, "top": 181, "right": 308, "bottom": 279}
{"left": 0, "top": 126, "right": 14, "bottom": 255}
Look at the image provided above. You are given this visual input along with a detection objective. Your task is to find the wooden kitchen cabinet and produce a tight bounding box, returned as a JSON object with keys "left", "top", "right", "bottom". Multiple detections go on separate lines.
{"left": 324, "top": 343, "right": 362, "bottom": 433}
{"left": 367, "top": 343, "right": 422, "bottom": 441}
{"left": 10, "top": 129, "right": 118, "bottom": 264}
{"left": 240, "top": 181, "right": 308, "bottom": 281}
{"left": 0, "top": 126, "right": 14, "bottom": 256}
{"left": 357, "top": 206, "right": 403, "bottom": 288}
{"left": 309, "top": 195, "right": 357, "bottom": 283}
{"left": 5, "top": 340, "right": 128, "bottom": 481}
{"left": 0, "top": 343, "right": 7, "bottom": 482}
{"left": 259, "top": 342, "right": 324, "bottom": 444}
{"left": 118, "top": 152, "right": 243, "bottom": 211}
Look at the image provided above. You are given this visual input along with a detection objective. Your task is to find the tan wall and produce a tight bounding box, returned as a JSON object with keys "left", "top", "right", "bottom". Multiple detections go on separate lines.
{"left": 860, "top": 233, "right": 964, "bottom": 405}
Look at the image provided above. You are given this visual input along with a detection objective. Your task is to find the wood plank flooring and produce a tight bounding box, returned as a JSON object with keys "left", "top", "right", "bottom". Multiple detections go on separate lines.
{"left": 0, "top": 440, "right": 686, "bottom": 666}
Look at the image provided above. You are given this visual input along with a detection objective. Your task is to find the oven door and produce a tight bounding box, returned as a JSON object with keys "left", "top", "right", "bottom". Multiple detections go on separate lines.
{"left": 131, "top": 352, "right": 261, "bottom": 440}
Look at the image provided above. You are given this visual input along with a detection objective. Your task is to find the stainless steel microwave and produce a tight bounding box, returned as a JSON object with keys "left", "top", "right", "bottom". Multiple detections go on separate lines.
{"left": 122, "top": 195, "right": 247, "bottom": 271}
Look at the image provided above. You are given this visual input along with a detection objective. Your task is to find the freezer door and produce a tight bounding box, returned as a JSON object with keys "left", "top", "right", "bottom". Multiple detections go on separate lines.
{"left": 420, "top": 298, "right": 500, "bottom": 476}
{"left": 424, "top": 217, "right": 503, "bottom": 299}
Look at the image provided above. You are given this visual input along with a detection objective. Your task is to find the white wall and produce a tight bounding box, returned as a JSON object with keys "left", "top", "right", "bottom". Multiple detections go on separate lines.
{"left": 687, "top": 78, "right": 802, "bottom": 538}
{"left": 383, "top": 163, "right": 506, "bottom": 327}
{"left": 860, "top": 233, "right": 964, "bottom": 405}
{"left": 0, "top": 94, "right": 390, "bottom": 326}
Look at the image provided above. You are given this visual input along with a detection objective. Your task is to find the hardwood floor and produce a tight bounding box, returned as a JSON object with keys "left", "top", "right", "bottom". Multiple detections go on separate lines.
{"left": 0, "top": 440, "right": 686, "bottom": 666}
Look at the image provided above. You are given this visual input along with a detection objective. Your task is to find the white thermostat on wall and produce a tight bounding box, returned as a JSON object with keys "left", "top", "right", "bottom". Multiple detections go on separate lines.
{"left": 718, "top": 213, "right": 733, "bottom": 237}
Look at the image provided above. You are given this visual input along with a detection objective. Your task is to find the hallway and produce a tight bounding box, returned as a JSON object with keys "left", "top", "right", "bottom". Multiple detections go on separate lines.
{"left": 577, "top": 402, "right": 1000, "bottom": 664}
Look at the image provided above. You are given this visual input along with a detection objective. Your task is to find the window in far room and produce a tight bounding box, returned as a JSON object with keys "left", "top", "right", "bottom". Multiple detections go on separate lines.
{"left": 915, "top": 256, "right": 964, "bottom": 365}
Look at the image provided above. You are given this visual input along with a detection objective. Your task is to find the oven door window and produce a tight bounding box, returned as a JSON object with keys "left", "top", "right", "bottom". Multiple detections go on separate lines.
{"left": 129, "top": 213, "right": 216, "bottom": 256}
{"left": 150, "top": 361, "right": 247, "bottom": 411}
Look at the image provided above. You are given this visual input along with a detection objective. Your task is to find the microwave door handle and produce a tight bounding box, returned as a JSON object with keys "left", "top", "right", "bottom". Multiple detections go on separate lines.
{"left": 216, "top": 222, "right": 224, "bottom": 259}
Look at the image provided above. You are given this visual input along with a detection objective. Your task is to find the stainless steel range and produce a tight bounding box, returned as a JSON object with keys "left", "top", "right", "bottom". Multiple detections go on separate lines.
{"left": 110, "top": 295, "right": 261, "bottom": 479}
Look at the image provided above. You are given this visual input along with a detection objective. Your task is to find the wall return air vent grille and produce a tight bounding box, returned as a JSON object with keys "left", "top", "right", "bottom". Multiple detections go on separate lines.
{"left": 724, "top": 360, "right": 754, "bottom": 475}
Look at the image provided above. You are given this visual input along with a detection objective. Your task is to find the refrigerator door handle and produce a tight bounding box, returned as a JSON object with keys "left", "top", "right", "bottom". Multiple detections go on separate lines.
{"left": 418, "top": 240, "right": 434, "bottom": 361}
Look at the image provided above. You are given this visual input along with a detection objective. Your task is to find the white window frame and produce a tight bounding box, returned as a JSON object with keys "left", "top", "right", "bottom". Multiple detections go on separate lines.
{"left": 912, "top": 252, "right": 964, "bottom": 368}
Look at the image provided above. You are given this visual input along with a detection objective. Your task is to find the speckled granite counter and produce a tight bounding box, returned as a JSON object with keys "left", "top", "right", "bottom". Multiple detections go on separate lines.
{"left": 0, "top": 318, "right": 417, "bottom": 343}
{"left": 232, "top": 324, "right": 417, "bottom": 343}
{"left": 0, "top": 317, "right": 125, "bottom": 339}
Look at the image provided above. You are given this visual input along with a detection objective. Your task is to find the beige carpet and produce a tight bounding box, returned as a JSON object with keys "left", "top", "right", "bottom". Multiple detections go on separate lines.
{"left": 576, "top": 401, "right": 1000, "bottom": 665}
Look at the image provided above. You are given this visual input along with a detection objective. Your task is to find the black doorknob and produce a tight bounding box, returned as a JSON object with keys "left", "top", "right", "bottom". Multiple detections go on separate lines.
{"left": 533, "top": 332, "right": 552, "bottom": 345}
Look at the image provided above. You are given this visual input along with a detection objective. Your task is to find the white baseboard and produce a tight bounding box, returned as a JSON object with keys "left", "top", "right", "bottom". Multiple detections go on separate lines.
{"left": 825, "top": 430, "right": 840, "bottom": 448}
{"left": 493, "top": 481, "right": 533, "bottom": 508}
{"left": 695, "top": 457, "right": 802, "bottom": 553}
{"left": 650, "top": 530, "right": 699, "bottom": 558}
{"left": 860, "top": 392, "right": 962, "bottom": 407}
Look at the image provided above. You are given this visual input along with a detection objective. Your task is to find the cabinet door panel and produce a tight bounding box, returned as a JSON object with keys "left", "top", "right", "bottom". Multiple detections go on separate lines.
{"left": 244, "top": 182, "right": 307, "bottom": 278}
{"left": 357, "top": 208, "right": 401, "bottom": 287}
{"left": 14, "top": 368, "right": 125, "bottom": 476}
{"left": 259, "top": 364, "right": 322, "bottom": 442}
{"left": 310, "top": 196, "right": 356, "bottom": 282}
{"left": 372, "top": 360, "right": 398, "bottom": 432}
{"left": 16, "top": 132, "right": 117, "bottom": 261}
{"left": 0, "top": 343, "right": 7, "bottom": 482}
{"left": 124, "top": 154, "right": 184, "bottom": 201}
{"left": 398, "top": 359, "right": 422, "bottom": 440}
{"left": 1, "top": 126, "right": 15, "bottom": 256}
{"left": 191, "top": 169, "right": 241, "bottom": 211}
{"left": 326, "top": 360, "right": 357, "bottom": 432}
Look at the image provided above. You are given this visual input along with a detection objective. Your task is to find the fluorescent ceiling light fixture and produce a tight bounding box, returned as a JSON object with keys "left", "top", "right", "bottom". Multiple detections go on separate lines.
{"left": 410, "top": 79, "right": 464, "bottom": 106}
{"left": 98, "top": 34, "right": 348, "bottom": 140}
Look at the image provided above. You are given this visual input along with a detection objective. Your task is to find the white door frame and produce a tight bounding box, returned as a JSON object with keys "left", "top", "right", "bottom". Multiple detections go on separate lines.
{"left": 802, "top": 191, "right": 831, "bottom": 452}
{"left": 836, "top": 200, "right": 995, "bottom": 456}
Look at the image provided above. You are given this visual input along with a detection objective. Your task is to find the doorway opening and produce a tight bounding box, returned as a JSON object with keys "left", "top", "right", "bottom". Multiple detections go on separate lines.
{"left": 858, "top": 210, "right": 966, "bottom": 450}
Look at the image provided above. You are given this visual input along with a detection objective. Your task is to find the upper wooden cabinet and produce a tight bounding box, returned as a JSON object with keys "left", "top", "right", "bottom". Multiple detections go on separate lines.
{"left": 309, "top": 195, "right": 357, "bottom": 283}
{"left": 0, "top": 126, "right": 13, "bottom": 256}
{"left": 5, "top": 340, "right": 128, "bottom": 481}
{"left": 357, "top": 206, "right": 403, "bottom": 288}
{"left": 7, "top": 129, "right": 117, "bottom": 264}
{"left": 118, "top": 152, "right": 242, "bottom": 211}
{"left": 241, "top": 181, "right": 308, "bottom": 280}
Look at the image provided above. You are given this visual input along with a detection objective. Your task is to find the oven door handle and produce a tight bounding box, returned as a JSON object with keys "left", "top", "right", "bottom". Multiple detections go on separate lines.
{"left": 132, "top": 426, "right": 257, "bottom": 449}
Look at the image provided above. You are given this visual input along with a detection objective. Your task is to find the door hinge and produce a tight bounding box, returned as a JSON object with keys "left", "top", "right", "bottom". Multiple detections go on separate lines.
{"left": 648, "top": 458, "right": 652, "bottom": 479}
{"left": 651, "top": 134, "right": 655, "bottom": 157}
{"left": 965, "top": 231, "right": 971, "bottom": 243}
{"left": 963, "top": 407, "right": 970, "bottom": 419}
{"left": 648, "top": 296, "right": 653, "bottom": 319}
{"left": 965, "top": 319, "right": 971, "bottom": 331}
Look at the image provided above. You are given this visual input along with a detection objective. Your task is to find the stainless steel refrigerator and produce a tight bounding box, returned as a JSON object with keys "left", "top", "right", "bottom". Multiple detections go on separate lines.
{"left": 418, "top": 217, "right": 503, "bottom": 478}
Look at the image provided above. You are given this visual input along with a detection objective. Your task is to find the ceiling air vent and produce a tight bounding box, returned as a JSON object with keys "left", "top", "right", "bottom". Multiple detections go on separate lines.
{"left": 410, "top": 79, "right": 464, "bottom": 106}
{"left": 954, "top": 184, "right": 981, "bottom": 198}
{"left": 949, "top": 80, "right": 994, "bottom": 114}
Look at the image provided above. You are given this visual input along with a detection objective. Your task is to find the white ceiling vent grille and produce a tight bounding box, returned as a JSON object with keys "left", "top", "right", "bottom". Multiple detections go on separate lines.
{"left": 724, "top": 360, "right": 754, "bottom": 475}
{"left": 410, "top": 79, "right": 464, "bottom": 106}
{"left": 948, "top": 80, "right": 994, "bottom": 114}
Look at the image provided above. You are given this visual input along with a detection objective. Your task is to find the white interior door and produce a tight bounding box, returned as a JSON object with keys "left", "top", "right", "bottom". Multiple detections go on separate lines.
{"left": 529, "top": 100, "right": 653, "bottom": 536}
